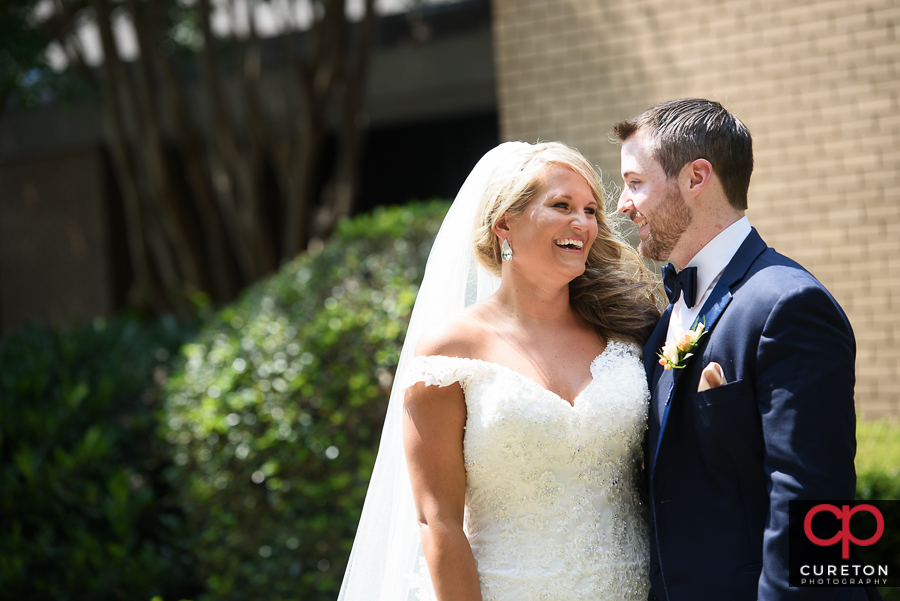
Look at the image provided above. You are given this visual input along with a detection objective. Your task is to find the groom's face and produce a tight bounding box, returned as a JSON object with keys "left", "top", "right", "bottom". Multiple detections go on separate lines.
{"left": 617, "top": 129, "right": 692, "bottom": 262}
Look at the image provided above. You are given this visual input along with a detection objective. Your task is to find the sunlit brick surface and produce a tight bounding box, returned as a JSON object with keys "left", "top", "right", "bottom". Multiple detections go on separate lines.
{"left": 492, "top": 0, "right": 900, "bottom": 416}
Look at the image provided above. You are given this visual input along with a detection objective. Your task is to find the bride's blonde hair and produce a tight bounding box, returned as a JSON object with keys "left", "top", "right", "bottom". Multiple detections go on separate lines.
{"left": 472, "top": 141, "right": 661, "bottom": 344}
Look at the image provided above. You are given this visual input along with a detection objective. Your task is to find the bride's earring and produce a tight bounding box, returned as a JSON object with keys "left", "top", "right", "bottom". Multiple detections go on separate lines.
{"left": 501, "top": 238, "right": 513, "bottom": 262}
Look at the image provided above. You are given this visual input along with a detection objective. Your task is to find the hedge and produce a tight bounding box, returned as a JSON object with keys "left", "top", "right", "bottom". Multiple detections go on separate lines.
{"left": 856, "top": 417, "right": 900, "bottom": 601}
{"left": 0, "top": 315, "right": 202, "bottom": 600}
{"left": 158, "top": 200, "right": 449, "bottom": 600}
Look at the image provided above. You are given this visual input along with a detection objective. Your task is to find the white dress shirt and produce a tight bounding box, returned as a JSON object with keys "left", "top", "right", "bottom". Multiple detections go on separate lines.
{"left": 666, "top": 217, "right": 752, "bottom": 341}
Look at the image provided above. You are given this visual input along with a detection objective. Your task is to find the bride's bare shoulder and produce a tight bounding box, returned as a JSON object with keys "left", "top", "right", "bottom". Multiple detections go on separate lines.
{"left": 413, "top": 307, "right": 492, "bottom": 359}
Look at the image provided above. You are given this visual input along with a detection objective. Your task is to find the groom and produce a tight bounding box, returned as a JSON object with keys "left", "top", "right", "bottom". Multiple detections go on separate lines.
{"left": 612, "top": 99, "right": 875, "bottom": 601}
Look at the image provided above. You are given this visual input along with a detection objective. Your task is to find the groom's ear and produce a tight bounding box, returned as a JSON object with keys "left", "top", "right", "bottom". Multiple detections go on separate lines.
{"left": 685, "top": 158, "right": 713, "bottom": 198}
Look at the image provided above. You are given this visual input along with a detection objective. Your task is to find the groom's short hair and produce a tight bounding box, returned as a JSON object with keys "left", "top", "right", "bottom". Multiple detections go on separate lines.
{"left": 610, "top": 98, "right": 753, "bottom": 211}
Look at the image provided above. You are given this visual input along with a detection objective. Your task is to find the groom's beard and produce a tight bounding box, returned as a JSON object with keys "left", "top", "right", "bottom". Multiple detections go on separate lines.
{"left": 638, "top": 183, "right": 692, "bottom": 262}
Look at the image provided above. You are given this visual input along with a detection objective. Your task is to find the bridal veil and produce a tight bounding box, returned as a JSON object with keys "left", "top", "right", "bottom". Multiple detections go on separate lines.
{"left": 337, "top": 142, "right": 531, "bottom": 601}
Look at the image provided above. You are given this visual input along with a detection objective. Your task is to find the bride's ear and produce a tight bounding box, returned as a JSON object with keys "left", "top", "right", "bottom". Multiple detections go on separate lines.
{"left": 492, "top": 212, "right": 511, "bottom": 239}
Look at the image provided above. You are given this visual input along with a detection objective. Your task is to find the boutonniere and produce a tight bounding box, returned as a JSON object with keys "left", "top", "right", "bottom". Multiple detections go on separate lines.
{"left": 658, "top": 318, "right": 706, "bottom": 371}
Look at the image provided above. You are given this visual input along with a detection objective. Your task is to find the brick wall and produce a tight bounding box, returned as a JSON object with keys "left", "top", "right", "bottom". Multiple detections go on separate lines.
{"left": 492, "top": 0, "right": 900, "bottom": 417}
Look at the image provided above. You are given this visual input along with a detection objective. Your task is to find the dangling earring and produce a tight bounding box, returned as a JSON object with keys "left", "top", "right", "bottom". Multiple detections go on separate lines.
{"left": 501, "top": 238, "right": 513, "bottom": 262}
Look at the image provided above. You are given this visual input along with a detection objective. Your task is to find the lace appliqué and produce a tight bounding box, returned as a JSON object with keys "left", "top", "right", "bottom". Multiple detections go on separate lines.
{"left": 401, "top": 341, "right": 650, "bottom": 601}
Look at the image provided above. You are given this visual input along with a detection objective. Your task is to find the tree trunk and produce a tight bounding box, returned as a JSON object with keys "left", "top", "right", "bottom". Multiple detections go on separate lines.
{"left": 92, "top": 0, "right": 180, "bottom": 312}
{"left": 280, "top": 41, "right": 326, "bottom": 258}
{"left": 196, "top": 0, "right": 264, "bottom": 283}
{"left": 149, "top": 0, "right": 240, "bottom": 301}
{"left": 235, "top": 5, "right": 278, "bottom": 275}
{"left": 128, "top": 0, "right": 208, "bottom": 294}
{"left": 317, "top": 0, "right": 376, "bottom": 235}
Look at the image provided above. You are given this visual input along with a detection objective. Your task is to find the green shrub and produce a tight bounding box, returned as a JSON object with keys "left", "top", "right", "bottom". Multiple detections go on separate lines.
{"left": 856, "top": 417, "right": 900, "bottom": 601}
{"left": 856, "top": 417, "right": 900, "bottom": 500}
{"left": 0, "top": 316, "right": 201, "bottom": 600}
{"left": 160, "top": 200, "right": 449, "bottom": 601}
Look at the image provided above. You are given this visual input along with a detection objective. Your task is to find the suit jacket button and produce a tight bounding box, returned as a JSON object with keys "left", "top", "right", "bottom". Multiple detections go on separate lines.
{"left": 650, "top": 564, "right": 660, "bottom": 575}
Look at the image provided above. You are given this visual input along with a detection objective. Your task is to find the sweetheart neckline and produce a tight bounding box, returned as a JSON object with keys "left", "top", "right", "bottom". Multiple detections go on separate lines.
{"left": 419, "top": 340, "right": 629, "bottom": 409}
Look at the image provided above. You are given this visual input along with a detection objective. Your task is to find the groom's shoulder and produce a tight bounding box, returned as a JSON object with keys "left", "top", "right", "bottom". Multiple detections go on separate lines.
{"left": 737, "top": 246, "right": 848, "bottom": 316}
{"left": 731, "top": 247, "right": 856, "bottom": 351}
{"left": 744, "top": 246, "right": 829, "bottom": 292}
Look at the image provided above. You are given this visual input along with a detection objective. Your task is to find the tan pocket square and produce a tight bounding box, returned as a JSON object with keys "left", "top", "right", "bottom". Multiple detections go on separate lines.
{"left": 698, "top": 362, "right": 726, "bottom": 392}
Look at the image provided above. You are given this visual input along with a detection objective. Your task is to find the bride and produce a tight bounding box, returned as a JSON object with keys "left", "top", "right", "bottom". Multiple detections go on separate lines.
{"left": 338, "top": 141, "right": 660, "bottom": 601}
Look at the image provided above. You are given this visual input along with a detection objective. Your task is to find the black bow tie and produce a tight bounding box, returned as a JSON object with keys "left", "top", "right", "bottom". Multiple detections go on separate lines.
{"left": 661, "top": 264, "right": 698, "bottom": 308}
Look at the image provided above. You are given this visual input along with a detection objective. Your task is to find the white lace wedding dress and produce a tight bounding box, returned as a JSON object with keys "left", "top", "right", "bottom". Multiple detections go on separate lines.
{"left": 399, "top": 340, "right": 650, "bottom": 601}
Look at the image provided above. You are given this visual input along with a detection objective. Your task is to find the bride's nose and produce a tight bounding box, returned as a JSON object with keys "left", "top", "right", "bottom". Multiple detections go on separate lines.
{"left": 570, "top": 210, "right": 590, "bottom": 229}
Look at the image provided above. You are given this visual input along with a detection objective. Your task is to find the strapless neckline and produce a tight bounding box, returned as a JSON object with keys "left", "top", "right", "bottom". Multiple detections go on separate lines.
{"left": 420, "top": 339, "right": 627, "bottom": 408}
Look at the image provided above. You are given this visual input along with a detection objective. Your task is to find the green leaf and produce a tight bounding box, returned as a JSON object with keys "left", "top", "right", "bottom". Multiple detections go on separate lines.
{"left": 65, "top": 381, "right": 90, "bottom": 410}
{"left": 13, "top": 445, "right": 37, "bottom": 484}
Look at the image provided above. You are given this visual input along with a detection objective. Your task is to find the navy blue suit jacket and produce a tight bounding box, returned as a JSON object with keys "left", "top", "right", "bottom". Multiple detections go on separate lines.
{"left": 643, "top": 229, "right": 871, "bottom": 601}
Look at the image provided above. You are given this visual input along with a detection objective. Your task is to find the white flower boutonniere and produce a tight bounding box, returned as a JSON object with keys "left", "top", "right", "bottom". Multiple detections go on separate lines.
{"left": 658, "top": 318, "right": 706, "bottom": 371}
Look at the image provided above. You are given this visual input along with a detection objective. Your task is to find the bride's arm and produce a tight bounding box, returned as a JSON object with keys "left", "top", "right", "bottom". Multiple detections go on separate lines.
{"left": 403, "top": 380, "right": 482, "bottom": 601}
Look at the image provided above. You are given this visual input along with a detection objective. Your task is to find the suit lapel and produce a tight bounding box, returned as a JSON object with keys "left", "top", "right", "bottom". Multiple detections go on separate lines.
{"left": 643, "top": 305, "right": 672, "bottom": 379}
{"left": 649, "top": 229, "right": 769, "bottom": 474}
{"left": 644, "top": 304, "right": 671, "bottom": 473}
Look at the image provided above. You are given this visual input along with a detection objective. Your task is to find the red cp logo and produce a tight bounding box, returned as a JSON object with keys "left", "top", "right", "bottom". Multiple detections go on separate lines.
{"left": 804, "top": 504, "right": 884, "bottom": 559}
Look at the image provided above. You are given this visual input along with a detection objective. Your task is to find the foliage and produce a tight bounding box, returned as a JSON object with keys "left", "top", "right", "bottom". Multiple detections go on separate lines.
{"left": 160, "top": 200, "right": 449, "bottom": 600}
{"left": 0, "top": 315, "right": 202, "bottom": 600}
{"left": 0, "top": 0, "right": 92, "bottom": 114}
{"left": 855, "top": 417, "right": 900, "bottom": 601}
{"left": 856, "top": 417, "right": 900, "bottom": 500}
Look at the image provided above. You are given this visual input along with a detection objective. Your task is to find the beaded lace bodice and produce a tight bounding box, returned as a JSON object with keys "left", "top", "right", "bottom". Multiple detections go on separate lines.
{"left": 400, "top": 340, "right": 650, "bottom": 601}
